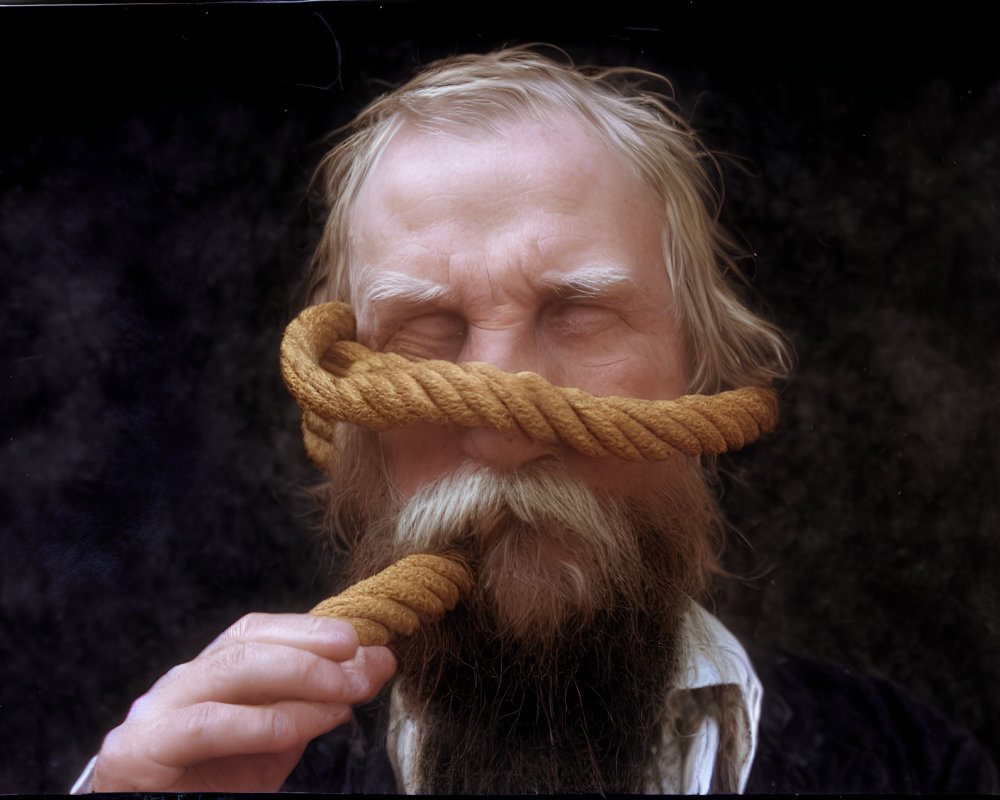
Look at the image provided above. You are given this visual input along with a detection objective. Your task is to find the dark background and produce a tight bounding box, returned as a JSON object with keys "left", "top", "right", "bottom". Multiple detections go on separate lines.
{"left": 1, "top": 2, "right": 997, "bottom": 792}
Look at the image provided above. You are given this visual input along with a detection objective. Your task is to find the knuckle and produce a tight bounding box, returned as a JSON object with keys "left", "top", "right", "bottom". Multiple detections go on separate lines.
{"left": 98, "top": 724, "right": 129, "bottom": 760}
{"left": 154, "top": 702, "right": 223, "bottom": 755}
{"left": 335, "top": 675, "right": 369, "bottom": 705}
{"left": 182, "top": 701, "right": 220, "bottom": 737}
{"left": 132, "top": 665, "right": 190, "bottom": 712}
{"left": 267, "top": 708, "right": 299, "bottom": 750}
{"left": 160, "top": 659, "right": 198, "bottom": 689}
{"left": 224, "top": 612, "right": 267, "bottom": 641}
{"left": 347, "top": 666, "right": 376, "bottom": 700}
{"left": 301, "top": 654, "right": 344, "bottom": 697}
{"left": 210, "top": 639, "right": 259, "bottom": 675}
{"left": 224, "top": 640, "right": 253, "bottom": 670}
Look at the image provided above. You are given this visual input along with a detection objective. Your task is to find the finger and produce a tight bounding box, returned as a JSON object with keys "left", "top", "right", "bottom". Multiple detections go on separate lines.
{"left": 202, "top": 613, "right": 361, "bottom": 662}
{"left": 144, "top": 700, "right": 355, "bottom": 767}
{"left": 342, "top": 645, "right": 398, "bottom": 702}
{"left": 150, "top": 642, "right": 375, "bottom": 709}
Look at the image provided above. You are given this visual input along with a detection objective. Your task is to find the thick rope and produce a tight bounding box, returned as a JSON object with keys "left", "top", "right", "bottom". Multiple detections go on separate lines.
{"left": 311, "top": 553, "right": 474, "bottom": 647}
{"left": 280, "top": 302, "right": 779, "bottom": 469}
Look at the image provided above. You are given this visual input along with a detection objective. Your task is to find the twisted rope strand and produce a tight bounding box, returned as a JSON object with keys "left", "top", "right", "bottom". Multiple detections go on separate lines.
{"left": 281, "top": 302, "right": 779, "bottom": 469}
{"left": 310, "top": 553, "right": 474, "bottom": 647}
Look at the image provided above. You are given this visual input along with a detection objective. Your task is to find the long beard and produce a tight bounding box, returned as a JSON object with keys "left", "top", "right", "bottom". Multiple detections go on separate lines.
{"left": 321, "top": 426, "right": 726, "bottom": 793}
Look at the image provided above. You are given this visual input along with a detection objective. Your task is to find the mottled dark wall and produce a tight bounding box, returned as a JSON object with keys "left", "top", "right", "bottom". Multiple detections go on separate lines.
{"left": 1, "top": 3, "right": 997, "bottom": 793}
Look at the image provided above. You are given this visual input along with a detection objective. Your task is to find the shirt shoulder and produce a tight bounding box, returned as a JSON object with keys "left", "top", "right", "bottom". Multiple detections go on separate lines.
{"left": 745, "top": 648, "right": 999, "bottom": 794}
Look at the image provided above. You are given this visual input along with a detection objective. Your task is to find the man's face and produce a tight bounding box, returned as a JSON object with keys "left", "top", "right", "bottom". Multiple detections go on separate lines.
{"left": 349, "top": 116, "right": 688, "bottom": 499}
{"left": 334, "top": 117, "right": 721, "bottom": 792}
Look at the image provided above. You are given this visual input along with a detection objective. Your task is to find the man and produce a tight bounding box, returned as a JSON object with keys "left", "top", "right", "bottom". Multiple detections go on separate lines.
{"left": 75, "top": 47, "right": 997, "bottom": 794}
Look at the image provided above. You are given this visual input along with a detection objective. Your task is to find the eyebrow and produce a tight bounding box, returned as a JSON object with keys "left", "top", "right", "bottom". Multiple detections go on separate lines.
{"left": 353, "top": 269, "right": 454, "bottom": 310}
{"left": 353, "top": 264, "right": 639, "bottom": 311}
{"left": 537, "top": 266, "right": 638, "bottom": 299}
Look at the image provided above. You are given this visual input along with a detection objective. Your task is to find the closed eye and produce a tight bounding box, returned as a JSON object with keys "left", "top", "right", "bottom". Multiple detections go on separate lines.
{"left": 381, "top": 312, "right": 467, "bottom": 361}
{"left": 544, "top": 302, "right": 623, "bottom": 338}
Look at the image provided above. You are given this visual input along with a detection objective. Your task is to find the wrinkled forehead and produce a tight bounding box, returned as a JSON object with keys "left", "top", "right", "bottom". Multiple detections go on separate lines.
{"left": 347, "top": 115, "right": 660, "bottom": 292}
{"left": 358, "top": 99, "right": 652, "bottom": 201}
{"left": 358, "top": 117, "right": 610, "bottom": 201}
{"left": 349, "top": 111, "right": 648, "bottom": 235}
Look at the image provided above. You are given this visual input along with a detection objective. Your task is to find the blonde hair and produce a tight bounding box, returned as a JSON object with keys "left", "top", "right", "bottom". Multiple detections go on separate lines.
{"left": 308, "top": 46, "right": 792, "bottom": 394}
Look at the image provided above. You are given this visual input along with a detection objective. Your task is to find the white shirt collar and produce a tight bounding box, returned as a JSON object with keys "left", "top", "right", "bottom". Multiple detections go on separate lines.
{"left": 650, "top": 602, "right": 762, "bottom": 793}
{"left": 388, "top": 602, "right": 762, "bottom": 794}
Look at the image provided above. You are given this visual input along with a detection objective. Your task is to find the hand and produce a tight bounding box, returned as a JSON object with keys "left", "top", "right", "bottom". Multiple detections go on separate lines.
{"left": 91, "top": 613, "right": 396, "bottom": 792}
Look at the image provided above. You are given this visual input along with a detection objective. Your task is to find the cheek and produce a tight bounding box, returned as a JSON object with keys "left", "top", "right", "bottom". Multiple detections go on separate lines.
{"left": 631, "top": 353, "right": 689, "bottom": 400}
{"left": 379, "top": 424, "right": 464, "bottom": 497}
{"left": 557, "top": 351, "right": 688, "bottom": 404}
{"left": 543, "top": 326, "right": 688, "bottom": 402}
{"left": 564, "top": 451, "right": 688, "bottom": 499}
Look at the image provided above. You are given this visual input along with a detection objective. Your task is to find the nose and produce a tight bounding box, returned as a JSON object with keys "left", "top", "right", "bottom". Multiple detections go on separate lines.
{"left": 459, "top": 323, "right": 541, "bottom": 375}
{"left": 457, "top": 326, "right": 555, "bottom": 469}
{"left": 461, "top": 425, "right": 554, "bottom": 470}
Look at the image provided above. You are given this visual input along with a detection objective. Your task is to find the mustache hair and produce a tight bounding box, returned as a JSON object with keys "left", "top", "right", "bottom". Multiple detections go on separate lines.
{"left": 390, "top": 459, "right": 632, "bottom": 553}
{"left": 383, "top": 460, "right": 643, "bottom": 642}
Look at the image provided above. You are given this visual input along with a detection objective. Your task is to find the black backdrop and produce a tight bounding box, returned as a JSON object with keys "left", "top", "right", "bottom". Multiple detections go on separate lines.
{"left": 1, "top": 2, "right": 998, "bottom": 792}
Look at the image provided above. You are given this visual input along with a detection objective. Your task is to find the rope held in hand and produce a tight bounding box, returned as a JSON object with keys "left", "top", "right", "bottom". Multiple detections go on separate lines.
{"left": 310, "top": 554, "right": 474, "bottom": 647}
{"left": 280, "top": 302, "right": 780, "bottom": 469}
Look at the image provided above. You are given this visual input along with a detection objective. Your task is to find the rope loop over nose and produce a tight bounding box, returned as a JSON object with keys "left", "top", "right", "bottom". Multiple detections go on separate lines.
{"left": 280, "top": 302, "right": 780, "bottom": 469}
